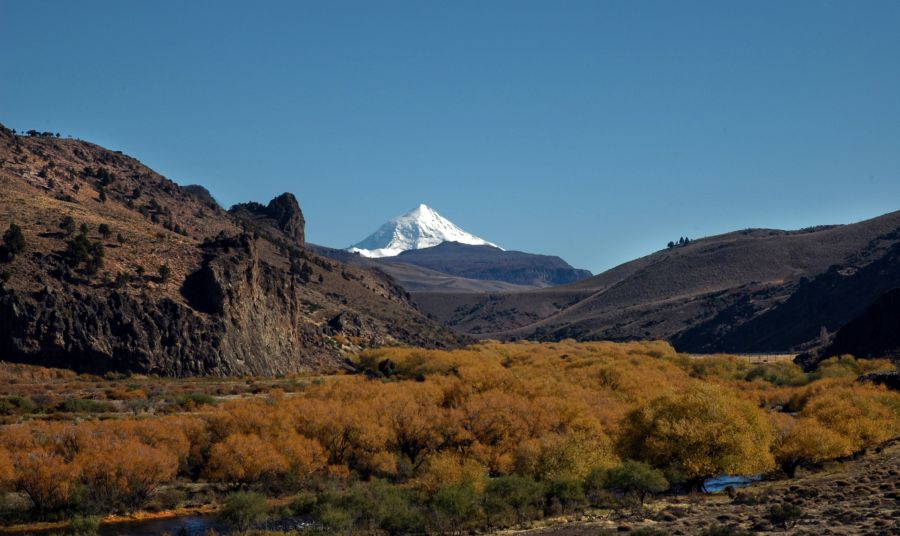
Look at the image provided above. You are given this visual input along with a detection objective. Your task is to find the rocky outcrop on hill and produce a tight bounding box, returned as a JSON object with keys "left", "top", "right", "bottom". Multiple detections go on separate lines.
{"left": 0, "top": 232, "right": 375, "bottom": 375}
{"left": 0, "top": 124, "right": 463, "bottom": 376}
{"left": 229, "top": 193, "right": 306, "bottom": 245}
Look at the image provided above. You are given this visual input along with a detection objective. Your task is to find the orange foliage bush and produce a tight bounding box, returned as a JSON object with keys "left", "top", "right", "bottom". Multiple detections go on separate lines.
{"left": 206, "top": 432, "right": 289, "bottom": 484}
{"left": 12, "top": 448, "right": 80, "bottom": 512}
{"left": 77, "top": 437, "right": 177, "bottom": 507}
{"left": 0, "top": 340, "right": 896, "bottom": 519}
{"left": 0, "top": 446, "right": 14, "bottom": 491}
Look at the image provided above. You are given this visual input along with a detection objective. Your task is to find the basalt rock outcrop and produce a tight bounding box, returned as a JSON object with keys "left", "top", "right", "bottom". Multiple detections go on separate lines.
{"left": 0, "top": 231, "right": 387, "bottom": 375}
{"left": 229, "top": 193, "right": 306, "bottom": 245}
{"left": 0, "top": 124, "right": 464, "bottom": 376}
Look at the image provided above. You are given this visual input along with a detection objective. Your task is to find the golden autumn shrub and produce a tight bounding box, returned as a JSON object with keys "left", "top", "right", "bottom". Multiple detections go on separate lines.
{"left": 618, "top": 383, "right": 775, "bottom": 488}
{"left": 514, "top": 430, "right": 615, "bottom": 481}
{"left": 206, "top": 432, "right": 289, "bottom": 484}
{"left": 274, "top": 432, "right": 328, "bottom": 479}
{"left": 770, "top": 414, "right": 853, "bottom": 477}
{"left": 0, "top": 340, "right": 895, "bottom": 524}
{"left": 798, "top": 383, "right": 900, "bottom": 451}
{"left": 379, "top": 382, "right": 449, "bottom": 468}
{"left": 414, "top": 451, "right": 487, "bottom": 494}
{"left": 0, "top": 446, "right": 14, "bottom": 491}
{"left": 77, "top": 437, "right": 178, "bottom": 508}
{"left": 13, "top": 448, "right": 81, "bottom": 512}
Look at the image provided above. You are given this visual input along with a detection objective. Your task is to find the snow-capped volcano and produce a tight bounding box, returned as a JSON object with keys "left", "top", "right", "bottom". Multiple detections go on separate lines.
{"left": 348, "top": 204, "right": 501, "bottom": 258}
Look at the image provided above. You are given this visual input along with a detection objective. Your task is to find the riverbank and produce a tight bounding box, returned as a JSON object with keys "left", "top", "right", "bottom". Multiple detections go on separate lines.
{"left": 0, "top": 504, "right": 219, "bottom": 535}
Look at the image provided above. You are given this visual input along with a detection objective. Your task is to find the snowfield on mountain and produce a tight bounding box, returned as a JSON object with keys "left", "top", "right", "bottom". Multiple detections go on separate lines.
{"left": 348, "top": 203, "right": 500, "bottom": 257}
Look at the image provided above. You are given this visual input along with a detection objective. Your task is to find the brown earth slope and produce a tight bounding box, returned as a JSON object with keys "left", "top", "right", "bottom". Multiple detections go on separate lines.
{"left": 0, "top": 125, "right": 463, "bottom": 376}
{"left": 416, "top": 215, "right": 900, "bottom": 354}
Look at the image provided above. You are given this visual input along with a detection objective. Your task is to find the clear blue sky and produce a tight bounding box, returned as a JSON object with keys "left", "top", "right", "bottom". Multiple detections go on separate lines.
{"left": 3, "top": 1, "right": 899, "bottom": 272}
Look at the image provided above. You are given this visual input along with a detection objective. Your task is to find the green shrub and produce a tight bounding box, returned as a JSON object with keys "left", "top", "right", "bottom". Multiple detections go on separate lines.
{"left": 0, "top": 395, "right": 36, "bottom": 415}
{"left": 483, "top": 475, "right": 545, "bottom": 526}
{"left": 362, "top": 481, "right": 423, "bottom": 534}
{"left": 811, "top": 355, "right": 893, "bottom": 380}
{"left": 58, "top": 398, "right": 114, "bottom": 413}
{"left": 429, "top": 484, "right": 481, "bottom": 532}
{"left": 2, "top": 223, "right": 26, "bottom": 259}
{"left": 65, "top": 516, "right": 100, "bottom": 535}
{"left": 147, "top": 487, "right": 186, "bottom": 511}
{"left": 219, "top": 491, "right": 269, "bottom": 530}
{"left": 65, "top": 233, "right": 104, "bottom": 274}
{"left": 601, "top": 460, "right": 669, "bottom": 505}
{"left": 175, "top": 392, "right": 217, "bottom": 409}
{"left": 60, "top": 216, "right": 76, "bottom": 235}
{"left": 158, "top": 264, "right": 171, "bottom": 283}
{"left": 289, "top": 490, "right": 318, "bottom": 516}
{"left": 543, "top": 475, "right": 585, "bottom": 513}
{"left": 744, "top": 361, "right": 808, "bottom": 386}
{"left": 316, "top": 503, "right": 354, "bottom": 531}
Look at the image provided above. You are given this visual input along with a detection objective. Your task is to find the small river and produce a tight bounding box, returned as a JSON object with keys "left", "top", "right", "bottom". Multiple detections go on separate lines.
{"left": 95, "top": 515, "right": 220, "bottom": 536}
{"left": 703, "top": 474, "right": 762, "bottom": 493}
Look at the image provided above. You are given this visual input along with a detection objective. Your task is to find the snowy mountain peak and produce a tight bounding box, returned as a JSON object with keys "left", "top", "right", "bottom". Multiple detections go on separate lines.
{"left": 348, "top": 204, "right": 501, "bottom": 258}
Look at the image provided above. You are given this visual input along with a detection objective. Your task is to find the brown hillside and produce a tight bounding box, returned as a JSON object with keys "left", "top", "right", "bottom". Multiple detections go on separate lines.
{"left": 0, "top": 125, "right": 463, "bottom": 376}
{"left": 416, "top": 214, "right": 900, "bottom": 352}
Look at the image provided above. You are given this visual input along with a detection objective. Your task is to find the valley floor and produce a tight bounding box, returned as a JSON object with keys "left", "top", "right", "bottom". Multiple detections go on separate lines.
{"left": 0, "top": 342, "right": 897, "bottom": 535}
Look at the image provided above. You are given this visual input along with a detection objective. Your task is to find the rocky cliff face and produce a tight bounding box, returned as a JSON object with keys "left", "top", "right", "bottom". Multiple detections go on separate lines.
{"left": 0, "top": 236, "right": 348, "bottom": 375}
{"left": 0, "top": 125, "right": 464, "bottom": 376}
{"left": 229, "top": 193, "right": 305, "bottom": 245}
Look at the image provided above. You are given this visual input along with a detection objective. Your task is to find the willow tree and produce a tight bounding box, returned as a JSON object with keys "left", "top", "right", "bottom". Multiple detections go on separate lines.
{"left": 617, "top": 383, "right": 774, "bottom": 490}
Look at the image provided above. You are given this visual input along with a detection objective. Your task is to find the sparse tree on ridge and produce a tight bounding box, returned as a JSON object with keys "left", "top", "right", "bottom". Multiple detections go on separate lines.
{"left": 2, "top": 223, "right": 26, "bottom": 260}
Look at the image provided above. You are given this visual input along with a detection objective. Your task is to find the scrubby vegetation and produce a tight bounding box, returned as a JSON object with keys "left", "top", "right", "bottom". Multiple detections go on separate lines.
{"left": 0, "top": 341, "right": 897, "bottom": 533}
{"left": 1, "top": 222, "right": 26, "bottom": 260}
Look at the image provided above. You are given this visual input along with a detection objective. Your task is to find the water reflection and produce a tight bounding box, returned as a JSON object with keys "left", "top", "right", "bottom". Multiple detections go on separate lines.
{"left": 704, "top": 474, "right": 762, "bottom": 493}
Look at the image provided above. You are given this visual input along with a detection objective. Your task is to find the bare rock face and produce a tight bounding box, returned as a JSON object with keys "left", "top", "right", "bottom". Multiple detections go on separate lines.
{"left": 229, "top": 193, "right": 306, "bottom": 245}
{"left": 265, "top": 193, "right": 305, "bottom": 244}
{"left": 0, "top": 234, "right": 351, "bottom": 376}
{"left": 327, "top": 311, "right": 369, "bottom": 338}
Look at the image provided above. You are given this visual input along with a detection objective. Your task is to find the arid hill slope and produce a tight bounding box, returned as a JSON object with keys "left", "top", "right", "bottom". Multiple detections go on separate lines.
{"left": 416, "top": 215, "right": 900, "bottom": 354}
{"left": 0, "top": 125, "right": 463, "bottom": 376}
